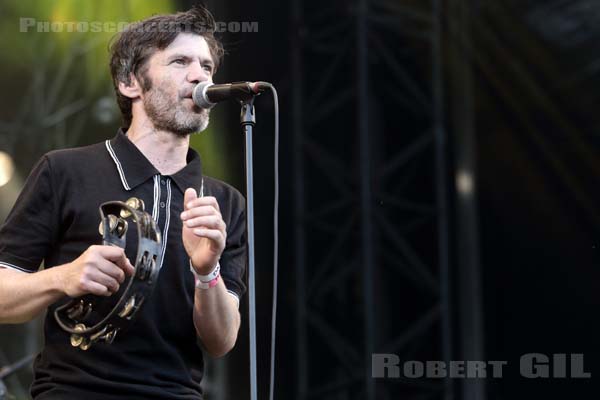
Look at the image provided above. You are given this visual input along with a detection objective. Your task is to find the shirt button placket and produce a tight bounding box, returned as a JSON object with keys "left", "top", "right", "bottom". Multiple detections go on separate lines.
{"left": 156, "top": 177, "right": 169, "bottom": 232}
{"left": 160, "top": 177, "right": 168, "bottom": 209}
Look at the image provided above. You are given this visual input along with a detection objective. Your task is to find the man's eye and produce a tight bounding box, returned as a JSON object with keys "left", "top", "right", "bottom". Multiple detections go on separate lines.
{"left": 171, "top": 59, "right": 186, "bottom": 65}
{"left": 203, "top": 64, "right": 213, "bottom": 73}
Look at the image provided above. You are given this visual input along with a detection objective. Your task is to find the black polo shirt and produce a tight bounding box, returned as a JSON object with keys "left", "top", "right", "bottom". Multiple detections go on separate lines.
{"left": 0, "top": 130, "right": 247, "bottom": 400}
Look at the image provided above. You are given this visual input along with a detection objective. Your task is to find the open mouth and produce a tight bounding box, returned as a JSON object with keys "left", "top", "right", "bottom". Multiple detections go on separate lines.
{"left": 181, "top": 95, "right": 194, "bottom": 106}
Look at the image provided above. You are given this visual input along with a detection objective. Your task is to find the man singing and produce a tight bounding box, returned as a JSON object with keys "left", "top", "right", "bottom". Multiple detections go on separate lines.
{"left": 0, "top": 6, "right": 246, "bottom": 399}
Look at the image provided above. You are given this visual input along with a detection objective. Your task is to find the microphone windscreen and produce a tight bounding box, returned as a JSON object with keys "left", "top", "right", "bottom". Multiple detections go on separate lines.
{"left": 192, "top": 82, "right": 215, "bottom": 109}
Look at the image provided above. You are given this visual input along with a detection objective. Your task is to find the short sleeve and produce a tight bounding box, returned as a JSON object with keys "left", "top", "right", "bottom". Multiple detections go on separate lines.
{"left": 219, "top": 190, "right": 247, "bottom": 301}
{"left": 0, "top": 155, "right": 59, "bottom": 272}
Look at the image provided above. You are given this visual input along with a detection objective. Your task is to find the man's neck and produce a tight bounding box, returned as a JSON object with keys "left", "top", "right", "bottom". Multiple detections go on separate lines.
{"left": 125, "top": 116, "right": 190, "bottom": 176}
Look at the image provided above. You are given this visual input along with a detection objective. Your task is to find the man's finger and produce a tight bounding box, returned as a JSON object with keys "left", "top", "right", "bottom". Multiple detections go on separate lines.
{"left": 96, "top": 245, "right": 127, "bottom": 261}
{"left": 95, "top": 259, "right": 127, "bottom": 283}
{"left": 184, "top": 215, "right": 225, "bottom": 230}
{"left": 184, "top": 188, "right": 198, "bottom": 211}
{"left": 185, "top": 196, "right": 220, "bottom": 212}
{"left": 113, "top": 255, "right": 135, "bottom": 277}
{"left": 180, "top": 205, "right": 220, "bottom": 220}
{"left": 87, "top": 269, "right": 120, "bottom": 295}
{"left": 84, "top": 281, "right": 112, "bottom": 297}
{"left": 192, "top": 228, "right": 226, "bottom": 243}
{"left": 96, "top": 246, "right": 134, "bottom": 276}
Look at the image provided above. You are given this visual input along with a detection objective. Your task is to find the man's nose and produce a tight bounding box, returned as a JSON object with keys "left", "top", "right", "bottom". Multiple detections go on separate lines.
{"left": 187, "top": 61, "right": 210, "bottom": 84}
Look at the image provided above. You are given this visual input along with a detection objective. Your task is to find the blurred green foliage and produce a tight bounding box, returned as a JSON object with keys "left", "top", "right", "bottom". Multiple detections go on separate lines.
{"left": 0, "top": 0, "right": 232, "bottom": 182}
{"left": 0, "top": 0, "right": 174, "bottom": 92}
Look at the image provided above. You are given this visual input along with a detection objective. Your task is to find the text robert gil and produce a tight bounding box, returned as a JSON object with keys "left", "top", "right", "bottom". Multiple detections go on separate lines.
{"left": 372, "top": 353, "right": 591, "bottom": 379}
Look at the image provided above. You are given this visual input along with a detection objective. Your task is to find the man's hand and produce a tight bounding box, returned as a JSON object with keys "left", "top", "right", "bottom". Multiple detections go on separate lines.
{"left": 180, "top": 188, "right": 227, "bottom": 275}
{"left": 58, "top": 245, "right": 135, "bottom": 297}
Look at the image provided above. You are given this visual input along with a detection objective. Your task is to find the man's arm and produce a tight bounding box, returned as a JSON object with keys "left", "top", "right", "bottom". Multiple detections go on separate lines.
{"left": 193, "top": 278, "right": 240, "bottom": 357}
{"left": 0, "top": 246, "right": 134, "bottom": 324}
{"left": 0, "top": 267, "right": 65, "bottom": 324}
{"left": 181, "top": 189, "right": 241, "bottom": 357}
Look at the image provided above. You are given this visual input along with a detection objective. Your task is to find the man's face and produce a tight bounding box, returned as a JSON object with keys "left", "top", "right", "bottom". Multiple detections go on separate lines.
{"left": 140, "top": 33, "right": 215, "bottom": 137}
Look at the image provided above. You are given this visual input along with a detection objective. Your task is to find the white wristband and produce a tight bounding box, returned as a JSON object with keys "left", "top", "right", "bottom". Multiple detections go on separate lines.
{"left": 189, "top": 260, "right": 220, "bottom": 282}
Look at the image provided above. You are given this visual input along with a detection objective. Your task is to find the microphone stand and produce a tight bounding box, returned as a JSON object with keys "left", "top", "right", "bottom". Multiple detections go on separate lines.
{"left": 240, "top": 97, "right": 258, "bottom": 400}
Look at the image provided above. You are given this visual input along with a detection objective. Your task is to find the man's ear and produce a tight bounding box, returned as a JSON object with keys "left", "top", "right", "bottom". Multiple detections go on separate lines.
{"left": 118, "top": 73, "right": 143, "bottom": 99}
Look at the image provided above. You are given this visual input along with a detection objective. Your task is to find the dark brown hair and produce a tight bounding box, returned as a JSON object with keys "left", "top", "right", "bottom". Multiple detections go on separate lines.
{"left": 109, "top": 6, "right": 224, "bottom": 129}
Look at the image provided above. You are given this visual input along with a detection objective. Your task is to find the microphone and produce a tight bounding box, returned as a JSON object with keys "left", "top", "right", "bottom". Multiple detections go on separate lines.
{"left": 192, "top": 81, "right": 270, "bottom": 108}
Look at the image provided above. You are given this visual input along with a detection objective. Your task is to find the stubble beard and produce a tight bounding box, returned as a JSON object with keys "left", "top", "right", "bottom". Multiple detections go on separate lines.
{"left": 142, "top": 80, "right": 210, "bottom": 138}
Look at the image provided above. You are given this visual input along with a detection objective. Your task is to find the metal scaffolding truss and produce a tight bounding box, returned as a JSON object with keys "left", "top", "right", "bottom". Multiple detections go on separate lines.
{"left": 291, "top": 0, "right": 452, "bottom": 399}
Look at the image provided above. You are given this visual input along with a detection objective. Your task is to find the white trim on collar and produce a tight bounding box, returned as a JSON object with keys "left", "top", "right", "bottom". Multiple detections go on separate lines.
{"left": 105, "top": 140, "right": 131, "bottom": 191}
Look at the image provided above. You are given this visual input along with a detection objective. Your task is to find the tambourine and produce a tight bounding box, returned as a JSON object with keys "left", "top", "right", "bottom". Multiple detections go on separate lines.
{"left": 54, "top": 198, "right": 163, "bottom": 350}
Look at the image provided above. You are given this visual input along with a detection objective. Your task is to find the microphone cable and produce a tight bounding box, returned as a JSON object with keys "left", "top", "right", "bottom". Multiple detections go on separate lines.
{"left": 264, "top": 83, "right": 279, "bottom": 400}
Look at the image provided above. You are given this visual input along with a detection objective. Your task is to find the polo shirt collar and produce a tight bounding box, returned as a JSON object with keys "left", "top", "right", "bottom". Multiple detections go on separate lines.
{"left": 105, "top": 129, "right": 203, "bottom": 193}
